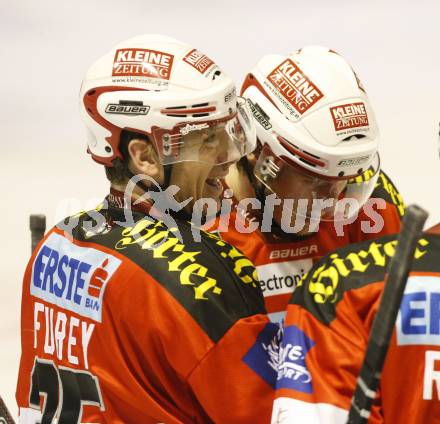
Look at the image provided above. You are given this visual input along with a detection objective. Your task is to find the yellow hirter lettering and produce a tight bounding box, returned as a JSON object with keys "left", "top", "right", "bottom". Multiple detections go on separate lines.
{"left": 152, "top": 238, "right": 181, "bottom": 258}
{"left": 179, "top": 264, "right": 222, "bottom": 299}
{"left": 193, "top": 277, "right": 222, "bottom": 300}
{"left": 367, "top": 241, "right": 387, "bottom": 267}
{"left": 222, "top": 244, "right": 245, "bottom": 260}
{"left": 115, "top": 220, "right": 157, "bottom": 249}
{"left": 329, "top": 253, "right": 350, "bottom": 277}
{"left": 180, "top": 263, "right": 206, "bottom": 285}
{"left": 168, "top": 250, "right": 200, "bottom": 272}
{"left": 115, "top": 220, "right": 222, "bottom": 301}
{"left": 296, "top": 272, "right": 308, "bottom": 289}
{"left": 383, "top": 240, "right": 397, "bottom": 258}
{"left": 307, "top": 238, "right": 431, "bottom": 304}
{"left": 415, "top": 238, "right": 429, "bottom": 259}
{"left": 309, "top": 265, "right": 339, "bottom": 304}
{"left": 346, "top": 251, "right": 370, "bottom": 273}
{"left": 140, "top": 230, "right": 174, "bottom": 250}
{"left": 233, "top": 258, "right": 258, "bottom": 287}
{"left": 123, "top": 219, "right": 156, "bottom": 236}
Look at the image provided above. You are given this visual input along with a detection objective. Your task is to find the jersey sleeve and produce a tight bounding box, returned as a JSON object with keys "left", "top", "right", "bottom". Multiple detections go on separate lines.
{"left": 187, "top": 315, "right": 279, "bottom": 424}
{"left": 349, "top": 170, "right": 404, "bottom": 243}
{"left": 271, "top": 259, "right": 385, "bottom": 424}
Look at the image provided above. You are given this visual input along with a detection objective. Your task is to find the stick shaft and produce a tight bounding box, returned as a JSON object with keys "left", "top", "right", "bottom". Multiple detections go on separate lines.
{"left": 347, "top": 204, "right": 429, "bottom": 423}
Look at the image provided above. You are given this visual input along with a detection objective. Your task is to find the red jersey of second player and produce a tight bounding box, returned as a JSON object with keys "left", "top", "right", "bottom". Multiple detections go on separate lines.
{"left": 219, "top": 170, "right": 404, "bottom": 322}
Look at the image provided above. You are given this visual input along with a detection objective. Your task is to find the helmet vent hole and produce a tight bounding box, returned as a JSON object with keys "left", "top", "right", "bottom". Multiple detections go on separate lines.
{"left": 192, "top": 113, "right": 209, "bottom": 118}
{"left": 105, "top": 146, "right": 112, "bottom": 153}
{"left": 338, "top": 171, "right": 345, "bottom": 177}
{"left": 342, "top": 134, "right": 366, "bottom": 142}
{"left": 192, "top": 103, "right": 209, "bottom": 108}
{"left": 298, "top": 158, "right": 317, "bottom": 168}
{"left": 165, "top": 105, "right": 186, "bottom": 110}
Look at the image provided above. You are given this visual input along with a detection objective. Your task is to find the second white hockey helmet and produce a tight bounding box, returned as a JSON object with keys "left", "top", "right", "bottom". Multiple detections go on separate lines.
{"left": 242, "top": 46, "right": 381, "bottom": 219}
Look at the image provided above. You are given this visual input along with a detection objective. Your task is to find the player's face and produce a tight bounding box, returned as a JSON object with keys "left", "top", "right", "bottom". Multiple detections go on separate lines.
{"left": 170, "top": 128, "right": 235, "bottom": 214}
{"left": 269, "top": 163, "right": 347, "bottom": 233}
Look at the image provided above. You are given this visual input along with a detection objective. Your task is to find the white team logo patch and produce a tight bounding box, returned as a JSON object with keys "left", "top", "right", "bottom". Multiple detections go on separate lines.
{"left": 257, "top": 259, "right": 312, "bottom": 297}
{"left": 31, "top": 232, "right": 121, "bottom": 322}
{"left": 396, "top": 275, "right": 440, "bottom": 346}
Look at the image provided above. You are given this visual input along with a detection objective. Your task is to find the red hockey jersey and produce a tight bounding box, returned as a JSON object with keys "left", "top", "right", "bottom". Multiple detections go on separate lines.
{"left": 16, "top": 199, "right": 277, "bottom": 423}
{"left": 220, "top": 170, "right": 403, "bottom": 322}
{"left": 271, "top": 232, "right": 440, "bottom": 423}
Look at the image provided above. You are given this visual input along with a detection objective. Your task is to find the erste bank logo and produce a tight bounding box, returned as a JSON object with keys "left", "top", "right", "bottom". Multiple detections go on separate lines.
{"left": 31, "top": 232, "right": 121, "bottom": 322}
{"left": 397, "top": 275, "right": 440, "bottom": 346}
{"left": 330, "top": 102, "right": 369, "bottom": 131}
{"left": 183, "top": 49, "right": 215, "bottom": 74}
{"left": 243, "top": 322, "right": 282, "bottom": 388}
{"left": 112, "top": 48, "right": 174, "bottom": 79}
{"left": 267, "top": 59, "right": 323, "bottom": 115}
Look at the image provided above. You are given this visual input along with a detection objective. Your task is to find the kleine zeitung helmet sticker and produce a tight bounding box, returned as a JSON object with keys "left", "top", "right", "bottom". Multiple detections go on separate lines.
{"left": 330, "top": 102, "right": 369, "bottom": 132}
{"left": 112, "top": 48, "right": 174, "bottom": 86}
{"left": 183, "top": 49, "right": 217, "bottom": 77}
{"left": 265, "top": 58, "right": 323, "bottom": 119}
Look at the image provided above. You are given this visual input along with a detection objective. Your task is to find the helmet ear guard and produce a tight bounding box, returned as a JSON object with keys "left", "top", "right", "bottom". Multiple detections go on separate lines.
{"left": 82, "top": 86, "right": 148, "bottom": 166}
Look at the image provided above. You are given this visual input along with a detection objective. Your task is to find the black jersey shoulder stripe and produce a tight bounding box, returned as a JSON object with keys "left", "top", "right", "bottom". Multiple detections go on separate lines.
{"left": 56, "top": 206, "right": 265, "bottom": 343}
{"left": 291, "top": 233, "right": 440, "bottom": 325}
{"left": 371, "top": 170, "right": 405, "bottom": 218}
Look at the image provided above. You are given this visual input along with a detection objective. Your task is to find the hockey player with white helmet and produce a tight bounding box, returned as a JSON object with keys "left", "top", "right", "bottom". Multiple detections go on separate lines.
{"left": 81, "top": 34, "right": 255, "bottom": 213}
{"left": 270, "top": 132, "right": 440, "bottom": 424}
{"left": 16, "top": 35, "right": 276, "bottom": 424}
{"left": 219, "top": 46, "right": 404, "bottom": 322}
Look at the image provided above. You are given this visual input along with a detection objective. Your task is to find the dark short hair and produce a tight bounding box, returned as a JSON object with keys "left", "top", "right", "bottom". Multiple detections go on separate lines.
{"left": 104, "top": 130, "right": 149, "bottom": 184}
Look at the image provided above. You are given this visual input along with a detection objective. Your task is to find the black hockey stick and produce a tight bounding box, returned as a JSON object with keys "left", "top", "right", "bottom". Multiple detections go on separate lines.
{"left": 347, "top": 204, "right": 428, "bottom": 423}
{"left": 30, "top": 214, "right": 46, "bottom": 253}
{"left": 0, "top": 397, "right": 15, "bottom": 424}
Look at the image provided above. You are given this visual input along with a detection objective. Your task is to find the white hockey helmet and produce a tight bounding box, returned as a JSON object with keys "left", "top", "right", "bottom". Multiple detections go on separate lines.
{"left": 80, "top": 34, "right": 256, "bottom": 168}
{"left": 242, "top": 46, "right": 381, "bottom": 220}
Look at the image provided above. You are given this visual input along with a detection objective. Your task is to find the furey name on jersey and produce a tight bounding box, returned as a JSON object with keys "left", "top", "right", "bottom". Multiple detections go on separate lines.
{"left": 30, "top": 232, "right": 121, "bottom": 368}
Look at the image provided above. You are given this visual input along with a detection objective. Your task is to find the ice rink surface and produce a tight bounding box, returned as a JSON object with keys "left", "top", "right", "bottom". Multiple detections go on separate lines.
{"left": 3, "top": 0, "right": 440, "bottom": 418}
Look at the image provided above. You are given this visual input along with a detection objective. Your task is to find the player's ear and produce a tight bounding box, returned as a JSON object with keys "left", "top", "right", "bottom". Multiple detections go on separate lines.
{"left": 127, "top": 139, "right": 164, "bottom": 182}
{"left": 246, "top": 140, "right": 262, "bottom": 167}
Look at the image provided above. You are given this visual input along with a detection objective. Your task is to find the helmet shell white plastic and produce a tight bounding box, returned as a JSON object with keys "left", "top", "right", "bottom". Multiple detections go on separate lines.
{"left": 80, "top": 34, "right": 239, "bottom": 166}
{"left": 242, "top": 45, "right": 379, "bottom": 178}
